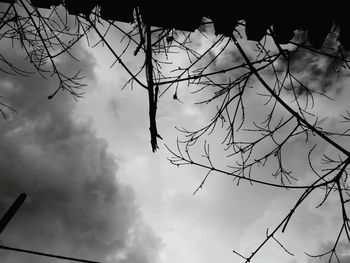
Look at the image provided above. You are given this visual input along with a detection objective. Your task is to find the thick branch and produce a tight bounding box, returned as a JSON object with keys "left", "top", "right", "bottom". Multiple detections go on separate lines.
{"left": 145, "top": 24, "right": 162, "bottom": 152}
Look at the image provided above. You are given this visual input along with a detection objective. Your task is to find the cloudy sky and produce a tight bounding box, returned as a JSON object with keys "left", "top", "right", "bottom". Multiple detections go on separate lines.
{"left": 0, "top": 5, "right": 350, "bottom": 263}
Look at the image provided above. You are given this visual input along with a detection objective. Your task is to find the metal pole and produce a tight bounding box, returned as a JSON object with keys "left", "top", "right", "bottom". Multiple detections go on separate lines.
{"left": 0, "top": 193, "right": 26, "bottom": 234}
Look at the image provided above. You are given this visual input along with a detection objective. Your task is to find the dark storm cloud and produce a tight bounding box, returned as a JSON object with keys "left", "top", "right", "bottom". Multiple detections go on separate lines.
{"left": 0, "top": 42, "right": 161, "bottom": 263}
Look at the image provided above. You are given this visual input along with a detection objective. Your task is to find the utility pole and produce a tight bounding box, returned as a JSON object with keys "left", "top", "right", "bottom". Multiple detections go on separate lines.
{"left": 0, "top": 193, "right": 101, "bottom": 262}
{"left": 0, "top": 193, "right": 26, "bottom": 235}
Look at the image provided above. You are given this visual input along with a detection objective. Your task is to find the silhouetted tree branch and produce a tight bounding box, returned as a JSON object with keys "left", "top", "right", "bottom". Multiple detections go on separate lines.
{"left": 1, "top": 2, "right": 350, "bottom": 262}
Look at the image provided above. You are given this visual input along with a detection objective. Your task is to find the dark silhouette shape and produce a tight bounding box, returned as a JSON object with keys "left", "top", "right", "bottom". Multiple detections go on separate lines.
{"left": 245, "top": 16, "right": 270, "bottom": 42}
{"left": 99, "top": 1, "right": 135, "bottom": 22}
{"left": 336, "top": 17, "right": 350, "bottom": 50}
{"left": 271, "top": 15, "right": 297, "bottom": 45}
{"left": 139, "top": 4, "right": 201, "bottom": 32}
{"left": 306, "top": 19, "right": 333, "bottom": 49}
{"left": 1, "top": 1, "right": 350, "bottom": 49}
{"left": 211, "top": 16, "right": 237, "bottom": 37}
{"left": 65, "top": 0, "right": 96, "bottom": 16}
{"left": 0, "top": 193, "right": 26, "bottom": 235}
{"left": 30, "top": 0, "right": 61, "bottom": 9}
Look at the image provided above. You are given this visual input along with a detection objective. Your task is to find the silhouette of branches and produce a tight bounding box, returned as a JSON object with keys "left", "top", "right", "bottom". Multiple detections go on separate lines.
{"left": 164, "top": 21, "right": 350, "bottom": 263}
{"left": 1, "top": 2, "right": 350, "bottom": 262}
{"left": 1, "top": 0, "right": 90, "bottom": 99}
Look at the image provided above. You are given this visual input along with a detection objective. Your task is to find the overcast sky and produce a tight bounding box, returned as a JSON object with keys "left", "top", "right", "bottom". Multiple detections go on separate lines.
{"left": 0, "top": 8, "right": 350, "bottom": 263}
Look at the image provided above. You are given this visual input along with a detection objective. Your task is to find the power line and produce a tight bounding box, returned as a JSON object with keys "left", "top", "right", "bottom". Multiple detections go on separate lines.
{"left": 0, "top": 244, "right": 103, "bottom": 263}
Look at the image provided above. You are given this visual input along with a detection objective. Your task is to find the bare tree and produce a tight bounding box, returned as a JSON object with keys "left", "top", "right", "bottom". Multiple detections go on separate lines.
{"left": 1, "top": 1, "right": 350, "bottom": 262}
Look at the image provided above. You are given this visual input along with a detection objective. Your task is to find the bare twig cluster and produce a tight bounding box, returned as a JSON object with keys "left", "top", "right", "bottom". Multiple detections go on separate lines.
{"left": 166, "top": 23, "right": 350, "bottom": 262}
{"left": 1, "top": 2, "right": 350, "bottom": 262}
{"left": 0, "top": 1, "right": 90, "bottom": 100}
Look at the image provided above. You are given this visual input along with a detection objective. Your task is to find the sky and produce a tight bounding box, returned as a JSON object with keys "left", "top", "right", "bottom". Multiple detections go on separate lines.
{"left": 0, "top": 6, "right": 350, "bottom": 263}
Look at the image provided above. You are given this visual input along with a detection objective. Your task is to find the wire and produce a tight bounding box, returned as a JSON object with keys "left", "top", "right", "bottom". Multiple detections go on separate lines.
{"left": 0, "top": 244, "right": 103, "bottom": 263}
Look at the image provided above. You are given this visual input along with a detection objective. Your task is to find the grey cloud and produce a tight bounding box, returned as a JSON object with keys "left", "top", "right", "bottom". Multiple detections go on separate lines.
{"left": 0, "top": 42, "right": 162, "bottom": 263}
{"left": 307, "top": 241, "right": 350, "bottom": 263}
{"left": 108, "top": 98, "right": 119, "bottom": 119}
{"left": 275, "top": 32, "right": 350, "bottom": 96}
